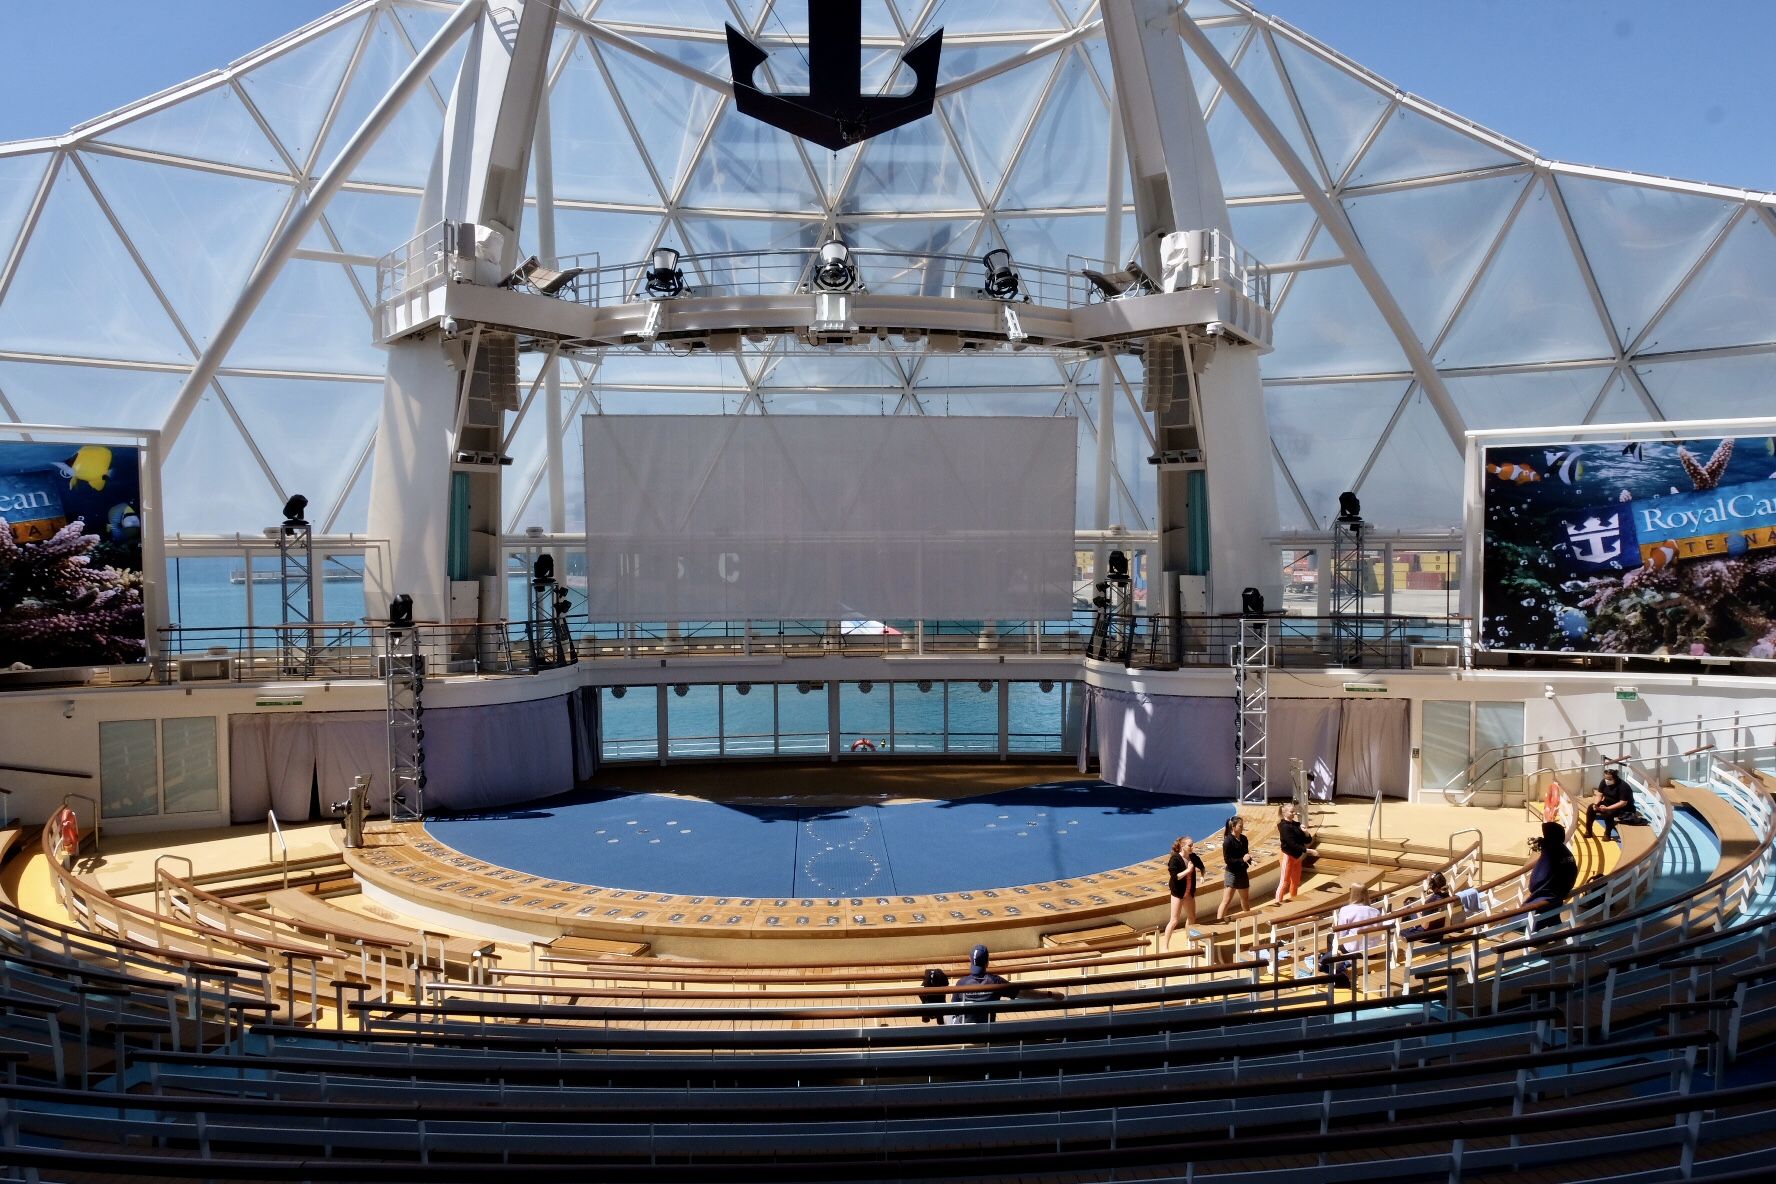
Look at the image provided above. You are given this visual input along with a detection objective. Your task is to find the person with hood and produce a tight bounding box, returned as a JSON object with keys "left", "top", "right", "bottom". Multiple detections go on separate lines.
{"left": 951, "top": 944, "right": 1021, "bottom": 1023}
{"left": 1525, "top": 820, "right": 1579, "bottom": 920}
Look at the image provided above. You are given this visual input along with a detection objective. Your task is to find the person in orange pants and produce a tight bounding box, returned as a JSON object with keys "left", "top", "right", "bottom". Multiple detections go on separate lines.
{"left": 1273, "top": 802, "right": 1313, "bottom": 905}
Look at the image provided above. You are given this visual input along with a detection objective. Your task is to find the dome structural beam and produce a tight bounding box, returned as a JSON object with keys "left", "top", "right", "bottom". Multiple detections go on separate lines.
{"left": 1174, "top": 7, "right": 1468, "bottom": 453}
{"left": 157, "top": 0, "right": 484, "bottom": 454}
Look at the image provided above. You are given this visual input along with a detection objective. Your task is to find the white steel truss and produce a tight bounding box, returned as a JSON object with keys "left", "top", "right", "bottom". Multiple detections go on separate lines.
{"left": 0, "top": 0, "right": 1770, "bottom": 545}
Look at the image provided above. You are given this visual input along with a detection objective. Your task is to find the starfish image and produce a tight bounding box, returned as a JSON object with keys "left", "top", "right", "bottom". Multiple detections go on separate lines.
{"left": 1677, "top": 438, "right": 1733, "bottom": 490}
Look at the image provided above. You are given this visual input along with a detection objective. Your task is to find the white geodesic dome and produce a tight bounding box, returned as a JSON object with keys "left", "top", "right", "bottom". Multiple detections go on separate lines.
{"left": 0, "top": 0, "right": 1771, "bottom": 544}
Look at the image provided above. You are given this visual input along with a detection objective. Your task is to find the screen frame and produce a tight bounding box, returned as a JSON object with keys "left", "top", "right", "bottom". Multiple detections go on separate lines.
{"left": 1464, "top": 414, "right": 1776, "bottom": 662}
{"left": 0, "top": 423, "right": 166, "bottom": 671}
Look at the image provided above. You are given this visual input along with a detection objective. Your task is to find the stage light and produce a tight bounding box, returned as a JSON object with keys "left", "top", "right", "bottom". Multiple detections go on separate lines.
{"left": 981, "top": 248, "right": 1021, "bottom": 301}
{"left": 610, "top": 685, "right": 627, "bottom": 699}
{"left": 1242, "top": 587, "right": 1266, "bottom": 616}
{"left": 388, "top": 594, "right": 414, "bottom": 628}
{"left": 281, "top": 494, "right": 308, "bottom": 524}
{"left": 673, "top": 683, "right": 689, "bottom": 697}
{"left": 553, "top": 591, "right": 572, "bottom": 616}
{"left": 644, "top": 246, "right": 685, "bottom": 298}
{"left": 533, "top": 554, "right": 554, "bottom": 582}
{"left": 1337, "top": 491, "right": 1362, "bottom": 522}
{"left": 736, "top": 682, "right": 751, "bottom": 695}
{"left": 917, "top": 679, "right": 932, "bottom": 693}
{"left": 859, "top": 681, "right": 874, "bottom": 694}
{"left": 1107, "top": 550, "right": 1129, "bottom": 579}
{"left": 1092, "top": 594, "right": 1110, "bottom": 609}
{"left": 813, "top": 236, "right": 858, "bottom": 293}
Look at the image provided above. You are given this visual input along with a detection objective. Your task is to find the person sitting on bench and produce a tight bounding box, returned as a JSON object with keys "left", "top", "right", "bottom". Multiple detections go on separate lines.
{"left": 1585, "top": 766, "right": 1634, "bottom": 841}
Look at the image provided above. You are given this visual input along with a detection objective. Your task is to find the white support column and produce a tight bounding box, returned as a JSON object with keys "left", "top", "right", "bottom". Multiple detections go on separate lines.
{"left": 367, "top": 0, "right": 563, "bottom": 624}
{"left": 1094, "top": 113, "right": 1126, "bottom": 571}
{"left": 1101, "top": 0, "right": 1279, "bottom": 614}
{"left": 534, "top": 79, "right": 567, "bottom": 592}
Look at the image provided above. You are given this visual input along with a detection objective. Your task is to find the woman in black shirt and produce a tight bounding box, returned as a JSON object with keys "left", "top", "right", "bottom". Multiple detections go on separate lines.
{"left": 1275, "top": 803, "right": 1312, "bottom": 905}
{"left": 1162, "top": 835, "right": 1205, "bottom": 949}
{"left": 1216, "top": 816, "right": 1251, "bottom": 922}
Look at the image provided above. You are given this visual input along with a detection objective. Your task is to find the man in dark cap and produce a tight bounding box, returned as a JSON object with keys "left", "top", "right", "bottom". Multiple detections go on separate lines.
{"left": 950, "top": 944, "right": 1020, "bottom": 1023}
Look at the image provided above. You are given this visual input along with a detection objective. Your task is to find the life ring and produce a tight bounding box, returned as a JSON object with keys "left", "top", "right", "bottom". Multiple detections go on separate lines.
{"left": 1543, "top": 782, "right": 1565, "bottom": 824}
{"left": 57, "top": 807, "right": 80, "bottom": 858}
{"left": 850, "top": 738, "right": 878, "bottom": 753}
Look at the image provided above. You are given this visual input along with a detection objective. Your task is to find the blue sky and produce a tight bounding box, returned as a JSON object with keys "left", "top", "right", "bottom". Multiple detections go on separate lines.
{"left": 2, "top": 1, "right": 1773, "bottom": 192}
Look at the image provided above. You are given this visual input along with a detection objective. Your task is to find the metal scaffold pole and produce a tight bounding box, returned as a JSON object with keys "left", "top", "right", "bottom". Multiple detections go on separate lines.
{"left": 275, "top": 518, "right": 316, "bottom": 677}
{"left": 1331, "top": 515, "right": 1367, "bottom": 667}
{"left": 385, "top": 627, "right": 426, "bottom": 822}
{"left": 1234, "top": 616, "right": 1270, "bottom": 805}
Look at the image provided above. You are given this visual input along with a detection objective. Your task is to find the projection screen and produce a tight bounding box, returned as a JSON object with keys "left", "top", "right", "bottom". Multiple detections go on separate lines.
{"left": 582, "top": 415, "right": 1077, "bottom": 621}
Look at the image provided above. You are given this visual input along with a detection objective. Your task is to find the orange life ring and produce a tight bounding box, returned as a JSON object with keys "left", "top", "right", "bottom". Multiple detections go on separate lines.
{"left": 57, "top": 807, "right": 80, "bottom": 857}
{"left": 850, "top": 738, "right": 878, "bottom": 753}
{"left": 1544, "top": 782, "right": 1564, "bottom": 821}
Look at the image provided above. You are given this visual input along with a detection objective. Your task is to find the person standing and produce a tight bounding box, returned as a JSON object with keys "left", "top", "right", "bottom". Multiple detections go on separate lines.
{"left": 1162, "top": 835, "right": 1205, "bottom": 949}
{"left": 1216, "top": 816, "right": 1251, "bottom": 921}
{"left": 1274, "top": 802, "right": 1313, "bottom": 905}
{"left": 1526, "top": 821, "right": 1580, "bottom": 921}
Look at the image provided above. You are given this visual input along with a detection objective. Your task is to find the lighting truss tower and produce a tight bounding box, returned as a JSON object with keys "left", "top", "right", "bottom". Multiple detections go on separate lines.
{"left": 385, "top": 627, "right": 425, "bottom": 823}
{"left": 275, "top": 518, "right": 316, "bottom": 677}
{"left": 527, "top": 570, "right": 573, "bottom": 669}
{"left": 1087, "top": 568, "right": 1137, "bottom": 665}
{"left": 1330, "top": 515, "right": 1368, "bottom": 667}
{"left": 1234, "top": 616, "right": 1270, "bottom": 805}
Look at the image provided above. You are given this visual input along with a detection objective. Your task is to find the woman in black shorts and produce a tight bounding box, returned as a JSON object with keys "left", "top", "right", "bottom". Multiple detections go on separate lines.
{"left": 1162, "top": 835, "right": 1205, "bottom": 950}
{"left": 1216, "top": 815, "right": 1251, "bottom": 921}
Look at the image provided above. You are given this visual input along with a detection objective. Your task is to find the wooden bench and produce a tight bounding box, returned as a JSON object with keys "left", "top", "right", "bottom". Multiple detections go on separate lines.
{"left": 537, "top": 934, "right": 651, "bottom": 965}
{"left": 265, "top": 889, "right": 493, "bottom": 972}
{"left": 1040, "top": 920, "right": 1139, "bottom": 949}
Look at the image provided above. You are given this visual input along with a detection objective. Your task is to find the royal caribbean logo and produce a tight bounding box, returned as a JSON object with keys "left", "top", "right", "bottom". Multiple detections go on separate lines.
{"left": 1562, "top": 477, "right": 1776, "bottom": 570}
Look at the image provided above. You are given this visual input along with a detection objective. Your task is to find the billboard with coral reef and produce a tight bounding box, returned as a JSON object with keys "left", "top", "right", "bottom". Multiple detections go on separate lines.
{"left": 0, "top": 440, "right": 146, "bottom": 670}
{"left": 1479, "top": 432, "right": 1776, "bottom": 660}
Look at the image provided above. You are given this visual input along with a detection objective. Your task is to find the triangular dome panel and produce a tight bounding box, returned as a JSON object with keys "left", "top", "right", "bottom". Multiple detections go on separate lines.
{"left": 1558, "top": 175, "right": 1736, "bottom": 349}
{"left": 940, "top": 46, "right": 1055, "bottom": 202}
{"left": 680, "top": 217, "right": 822, "bottom": 255}
{"left": 1343, "top": 171, "right": 1529, "bottom": 347}
{"left": 0, "top": 153, "right": 51, "bottom": 264}
{"left": 327, "top": 442, "right": 375, "bottom": 534}
{"left": 1265, "top": 380, "right": 1408, "bottom": 527}
{"left": 1228, "top": 201, "right": 1317, "bottom": 268}
{"left": 1585, "top": 370, "right": 1655, "bottom": 424}
{"left": 1638, "top": 211, "right": 1776, "bottom": 355}
{"left": 1636, "top": 353, "right": 1776, "bottom": 422}
{"left": 1264, "top": 264, "right": 1410, "bottom": 379}
{"left": 1355, "top": 390, "right": 1463, "bottom": 529}
{"left": 1226, "top": 35, "right": 1319, "bottom": 187}
{"left": 158, "top": 392, "right": 281, "bottom": 536}
{"left": 313, "top": 13, "right": 446, "bottom": 188}
{"left": 1443, "top": 366, "right": 1612, "bottom": 430}
{"left": 547, "top": 41, "right": 664, "bottom": 205}
{"left": 600, "top": 36, "right": 728, "bottom": 200}
{"left": 315, "top": 188, "right": 423, "bottom": 260}
{"left": 83, "top": 153, "right": 289, "bottom": 350}
{"left": 845, "top": 97, "right": 979, "bottom": 214}
{"left": 0, "top": 362, "right": 184, "bottom": 429}
{"left": 1435, "top": 179, "right": 1614, "bottom": 369}
{"left": 1271, "top": 36, "right": 1391, "bottom": 186}
{"left": 1348, "top": 106, "right": 1518, "bottom": 189}
{"left": 226, "top": 259, "right": 383, "bottom": 375}
{"left": 1203, "top": 70, "right": 1298, "bottom": 200}
{"left": 0, "top": 168, "right": 193, "bottom": 365}
{"left": 225, "top": 376, "right": 378, "bottom": 514}
{"left": 683, "top": 106, "right": 823, "bottom": 213}
{"left": 96, "top": 84, "right": 288, "bottom": 173}
{"left": 1178, "top": 22, "right": 1250, "bottom": 112}
{"left": 999, "top": 51, "right": 1110, "bottom": 211}
{"left": 239, "top": 14, "right": 367, "bottom": 169}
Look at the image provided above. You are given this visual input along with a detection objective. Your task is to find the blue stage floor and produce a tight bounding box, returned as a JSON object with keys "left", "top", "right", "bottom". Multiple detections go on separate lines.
{"left": 425, "top": 781, "right": 1232, "bottom": 897}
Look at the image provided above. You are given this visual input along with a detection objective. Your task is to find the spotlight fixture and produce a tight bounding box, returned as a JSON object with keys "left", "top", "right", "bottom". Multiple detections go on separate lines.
{"left": 1337, "top": 491, "right": 1362, "bottom": 522}
{"left": 981, "top": 248, "right": 1021, "bottom": 301}
{"left": 1241, "top": 587, "right": 1266, "bottom": 616}
{"left": 388, "top": 594, "right": 414, "bottom": 629}
{"left": 553, "top": 591, "right": 572, "bottom": 616}
{"left": 610, "top": 685, "right": 627, "bottom": 699}
{"left": 281, "top": 494, "right": 308, "bottom": 525}
{"left": 532, "top": 554, "right": 554, "bottom": 582}
{"left": 813, "top": 236, "right": 858, "bottom": 293}
{"left": 1107, "top": 550, "right": 1129, "bottom": 580}
{"left": 643, "top": 246, "right": 686, "bottom": 298}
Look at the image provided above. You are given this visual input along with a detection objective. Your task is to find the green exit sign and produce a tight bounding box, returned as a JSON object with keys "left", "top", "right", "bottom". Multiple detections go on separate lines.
{"left": 1614, "top": 686, "right": 1639, "bottom": 702}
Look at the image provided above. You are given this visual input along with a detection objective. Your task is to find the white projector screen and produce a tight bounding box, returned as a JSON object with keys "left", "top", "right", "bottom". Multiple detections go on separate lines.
{"left": 582, "top": 415, "right": 1077, "bottom": 621}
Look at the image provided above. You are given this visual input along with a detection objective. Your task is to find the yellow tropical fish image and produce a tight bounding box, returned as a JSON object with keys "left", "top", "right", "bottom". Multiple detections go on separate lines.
{"left": 1486, "top": 461, "right": 1541, "bottom": 484}
{"left": 62, "top": 445, "right": 114, "bottom": 491}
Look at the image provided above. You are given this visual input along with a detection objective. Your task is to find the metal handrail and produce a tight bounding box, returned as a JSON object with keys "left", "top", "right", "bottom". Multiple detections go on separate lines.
{"left": 1443, "top": 705, "right": 1776, "bottom": 805}
{"left": 267, "top": 811, "right": 289, "bottom": 890}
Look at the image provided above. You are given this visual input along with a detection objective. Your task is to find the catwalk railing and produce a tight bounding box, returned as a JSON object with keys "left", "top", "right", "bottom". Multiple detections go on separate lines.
{"left": 374, "top": 223, "right": 1274, "bottom": 313}
{"left": 144, "top": 612, "right": 1464, "bottom": 681}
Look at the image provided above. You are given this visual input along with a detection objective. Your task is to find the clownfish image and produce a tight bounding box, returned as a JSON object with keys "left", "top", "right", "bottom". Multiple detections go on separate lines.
{"left": 1486, "top": 462, "right": 1541, "bottom": 484}
{"left": 1644, "top": 543, "right": 1679, "bottom": 570}
{"left": 58, "top": 445, "right": 114, "bottom": 491}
